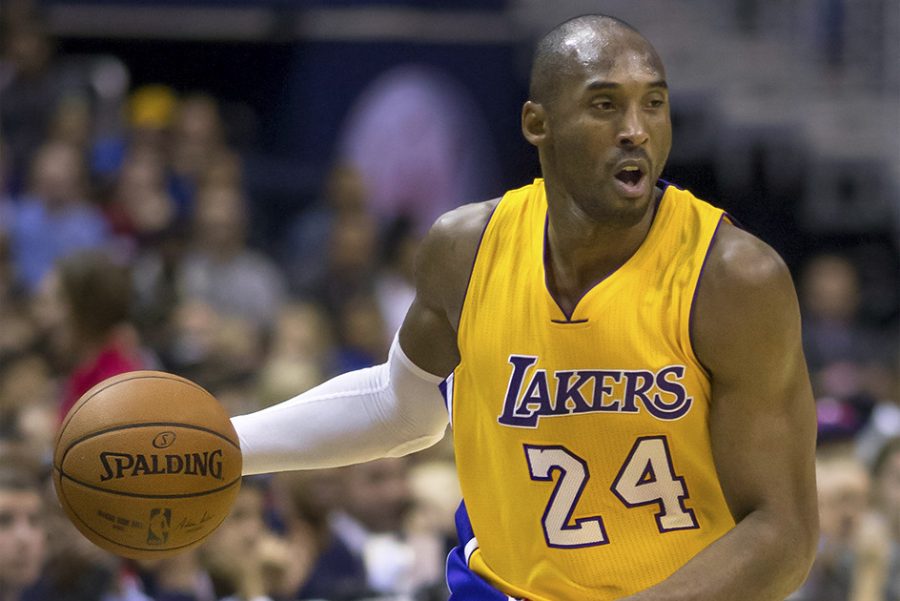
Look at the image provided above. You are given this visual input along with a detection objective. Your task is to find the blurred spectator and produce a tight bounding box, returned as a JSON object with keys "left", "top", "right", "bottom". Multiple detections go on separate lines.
{"left": 35, "top": 490, "right": 129, "bottom": 601}
{"left": 134, "top": 550, "right": 215, "bottom": 601}
{"left": 320, "top": 211, "right": 380, "bottom": 312}
{"left": 163, "top": 301, "right": 266, "bottom": 395}
{"left": 279, "top": 162, "right": 370, "bottom": 297}
{"left": 47, "top": 95, "right": 94, "bottom": 156}
{"left": 7, "top": 141, "right": 110, "bottom": 293}
{"left": 333, "top": 293, "right": 390, "bottom": 372}
{"left": 801, "top": 253, "right": 881, "bottom": 373}
{"left": 128, "top": 85, "right": 178, "bottom": 152}
{"left": 270, "top": 470, "right": 340, "bottom": 600}
{"left": 105, "top": 145, "right": 177, "bottom": 251}
{"left": 266, "top": 301, "right": 335, "bottom": 372}
{"left": 201, "top": 478, "right": 289, "bottom": 601}
{"left": 0, "top": 18, "right": 62, "bottom": 190}
{"left": 0, "top": 302, "right": 39, "bottom": 367}
{"left": 856, "top": 361, "right": 900, "bottom": 467}
{"left": 130, "top": 209, "right": 187, "bottom": 355}
{"left": 0, "top": 456, "right": 46, "bottom": 601}
{"left": 51, "top": 249, "right": 149, "bottom": 421}
{"left": 800, "top": 253, "right": 890, "bottom": 443}
{"left": 0, "top": 353, "right": 56, "bottom": 461}
{"left": 1, "top": 444, "right": 123, "bottom": 601}
{"left": 405, "top": 459, "right": 462, "bottom": 601}
{"left": 320, "top": 457, "right": 430, "bottom": 600}
{"left": 793, "top": 446, "right": 871, "bottom": 601}
{"left": 200, "top": 149, "right": 243, "bottom": 192}
{"left": 162, "top": 299, "right": 218, "bottom": 374}
{"left": 178, "top": 183, "right": 286, "bottom": 330}
{"left": 375, "top": 216, "right": 419, "bottom": 338}
{"left": 866, "top": 437, "right": 900, "bottom": 600}
{"left": 169, "top": 94, "right": 229, "bottom": 216}
{"left": 256, "top": 302, "right": 334, "bottom": 408}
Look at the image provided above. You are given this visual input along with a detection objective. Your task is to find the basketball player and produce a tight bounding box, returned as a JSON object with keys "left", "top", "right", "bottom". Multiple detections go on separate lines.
{"left": 233, "top": 15, "right": 818, "bottom": 600}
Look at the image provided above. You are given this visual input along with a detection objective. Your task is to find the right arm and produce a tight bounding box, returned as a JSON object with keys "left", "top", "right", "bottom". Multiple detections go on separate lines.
{"left": 399, "top": 198, "right": 498, "bottom": 375}
{"left": 232, "top": 200, "right": 497, "bottom": 475}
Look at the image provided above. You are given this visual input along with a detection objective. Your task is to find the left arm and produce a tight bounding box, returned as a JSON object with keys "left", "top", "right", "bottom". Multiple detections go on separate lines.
{"left": 623, "top": 223, "right": 819, "bottom": 601}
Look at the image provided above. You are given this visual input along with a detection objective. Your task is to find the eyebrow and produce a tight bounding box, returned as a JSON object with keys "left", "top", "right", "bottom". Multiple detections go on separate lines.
{"left": 586, "top": 80, "right": 669, "bottom": 91}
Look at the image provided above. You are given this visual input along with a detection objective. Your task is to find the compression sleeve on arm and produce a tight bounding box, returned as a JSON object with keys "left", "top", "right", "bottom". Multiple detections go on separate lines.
{"left": 232, "top": 335, "right": 449, "bottom": 475}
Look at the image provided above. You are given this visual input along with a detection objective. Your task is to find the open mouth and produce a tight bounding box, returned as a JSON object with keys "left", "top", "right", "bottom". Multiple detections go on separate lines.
{"left": 615, "top": 166, "right": 644, "bottom": 187}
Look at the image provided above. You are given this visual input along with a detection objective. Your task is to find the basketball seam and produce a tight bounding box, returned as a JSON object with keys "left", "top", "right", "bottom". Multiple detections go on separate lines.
{"left": 62, "top": 422, "right": 240, "bottom": 459}
{"left": 59, "top": 423, "right": 240, "bottom": 478}
{"left": 56, "top": 467, "right": 236, "bottom": 556}
{"left": 58, "top": 471, "right": 243, "bottom": 500}
{"left": 59, "top": 372, "right": 219, "bottom": 443}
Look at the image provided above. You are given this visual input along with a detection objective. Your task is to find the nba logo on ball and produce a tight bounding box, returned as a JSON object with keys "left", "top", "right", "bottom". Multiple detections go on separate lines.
{"left": 53, "top": 371, "right": 242, "bottom": 559}
{"left": 148, "top": 508, "right": 171, "bottom": 545}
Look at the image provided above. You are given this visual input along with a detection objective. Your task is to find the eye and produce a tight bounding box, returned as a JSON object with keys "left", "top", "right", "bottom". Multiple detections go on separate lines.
{"left": 591, "top": 99, "right": 615, "bottom": 111}
{"left": 646, "top": 97, "right": 667, "bottom": 109}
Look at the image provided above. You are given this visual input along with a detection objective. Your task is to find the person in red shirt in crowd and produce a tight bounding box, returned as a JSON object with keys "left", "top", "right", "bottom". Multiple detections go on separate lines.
{"left": 52, "top": 249, "right": 147, "bottom": 420}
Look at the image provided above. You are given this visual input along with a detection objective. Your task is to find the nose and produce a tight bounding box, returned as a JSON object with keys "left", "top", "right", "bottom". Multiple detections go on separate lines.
{"left": 616, "top": 103, "right": 649, "bottom": 148}
{"left": 12, "top": 517, "right": 39, "bottom": 548}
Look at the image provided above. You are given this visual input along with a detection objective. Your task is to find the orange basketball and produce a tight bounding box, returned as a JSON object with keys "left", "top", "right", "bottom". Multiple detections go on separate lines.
{"left": 53, "top": 371, "right": 242, "bottom": 559}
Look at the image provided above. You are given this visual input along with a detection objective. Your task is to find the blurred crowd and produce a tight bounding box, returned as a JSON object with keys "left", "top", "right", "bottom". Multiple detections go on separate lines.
{"left": 0, "top": 3, "right": 898, "bottom": 601}
{"left": 0, "top": 6, "right": 458, "bottom": 601}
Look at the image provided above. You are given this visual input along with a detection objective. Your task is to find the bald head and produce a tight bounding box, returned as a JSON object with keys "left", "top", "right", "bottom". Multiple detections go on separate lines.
{"left": 529, "top": 15, "right": 663, "bottom": 107}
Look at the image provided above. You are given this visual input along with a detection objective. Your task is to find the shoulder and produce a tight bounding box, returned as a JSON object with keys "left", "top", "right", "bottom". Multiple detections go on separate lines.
{"left": 692, "top": 221, "right": 800, "bottom": 373}
{"left": 423, "top": 197, "right": 500, "bottom": 252}
{"left": 415, "top": 197, "right": 500, "bottom": 328}
{"left": 701, "top": 221, "right": 794, "bottom": 300}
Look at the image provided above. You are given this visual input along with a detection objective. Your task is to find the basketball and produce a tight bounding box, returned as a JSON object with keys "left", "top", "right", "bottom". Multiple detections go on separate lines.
{"left": 53, "top": 371, "right": 242, "bottom": 559}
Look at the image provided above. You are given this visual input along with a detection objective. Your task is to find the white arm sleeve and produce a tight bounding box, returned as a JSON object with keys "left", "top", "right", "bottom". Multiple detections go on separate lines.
{"left": 232, "top": 335, "right": 449, "bottom": 475}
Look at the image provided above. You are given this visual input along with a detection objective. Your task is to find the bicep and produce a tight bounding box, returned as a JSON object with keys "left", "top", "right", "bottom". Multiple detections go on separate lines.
{"left": 397, "top": 199, "right": 498, "bottom": 379}
{"left": 707, "top": 340, "right": 817, "bottom": 526}
{"left": 694, "top": 230, "right": 818, "bottom": 533}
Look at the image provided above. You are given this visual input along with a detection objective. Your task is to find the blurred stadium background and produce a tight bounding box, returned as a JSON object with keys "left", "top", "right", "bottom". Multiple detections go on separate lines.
{"left": 0, "top": 1, "right": 898, "bottom": 600}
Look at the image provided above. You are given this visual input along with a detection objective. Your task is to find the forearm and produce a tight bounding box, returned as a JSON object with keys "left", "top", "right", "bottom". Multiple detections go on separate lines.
{"left": 622, "top": 510, "right": 815, "bottom": 601}
{"left": 232, "top": 337, "right": 449, "bottom": 474}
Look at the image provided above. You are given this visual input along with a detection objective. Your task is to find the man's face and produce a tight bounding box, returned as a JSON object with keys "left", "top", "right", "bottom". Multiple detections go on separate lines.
{"left": 342, "top": 458, "right": 411, "bottom": 533}
{"left": 538, "top": 32, "right": 672, "bottom": 226}
{"left": 0, "top": 490, "right": 45, "bottom": 591}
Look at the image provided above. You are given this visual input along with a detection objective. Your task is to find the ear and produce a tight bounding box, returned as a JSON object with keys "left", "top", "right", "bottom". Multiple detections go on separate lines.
{"left": 521, "top": 100, "right": 547, "bottom": 146}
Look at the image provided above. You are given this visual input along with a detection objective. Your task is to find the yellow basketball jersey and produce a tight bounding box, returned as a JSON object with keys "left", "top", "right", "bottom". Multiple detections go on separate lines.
{"left": 449, "top": 179, "right": 735, "bottom": 600}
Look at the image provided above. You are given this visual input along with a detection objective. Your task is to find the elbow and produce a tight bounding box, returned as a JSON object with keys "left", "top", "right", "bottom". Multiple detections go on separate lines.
{"left": 766, "top": 509, "right": 819, "bottom": 593}
{"left": 794, "top": 511, "right": 819, "bottom": 588}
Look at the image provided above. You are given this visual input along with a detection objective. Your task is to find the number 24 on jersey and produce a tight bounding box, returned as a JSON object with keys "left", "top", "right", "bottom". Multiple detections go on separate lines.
{"left": 524, "top": 435, "right": 699, "bottom": 548}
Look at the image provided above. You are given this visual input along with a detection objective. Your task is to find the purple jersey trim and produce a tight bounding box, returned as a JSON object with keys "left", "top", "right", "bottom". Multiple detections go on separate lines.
{"left": 446, "top": 502, "right": 516, "bottom": 600}
{"left": 688, "top": 213, "right": 726, "bottom": 377}
{"left": 542, "top": 184, "right": 668, "bottom": 322}
{"left": 457, "top": 202, "right": 500, "bottom": 336}
{"left": 722, "top": 211, "right": 743, "bottom": 230}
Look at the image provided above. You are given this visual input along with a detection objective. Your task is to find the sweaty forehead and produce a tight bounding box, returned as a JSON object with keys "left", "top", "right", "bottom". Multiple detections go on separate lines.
{"left": 560, "top": 25, "right": 664, "bottom": 81}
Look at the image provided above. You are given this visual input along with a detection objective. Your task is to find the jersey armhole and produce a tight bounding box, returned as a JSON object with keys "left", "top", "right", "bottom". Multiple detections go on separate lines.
{"left": 455, "top": 201, "right": 501, "bottom": 344}
{"left": 683, "top": 212, "right": 728, "bottom": 380}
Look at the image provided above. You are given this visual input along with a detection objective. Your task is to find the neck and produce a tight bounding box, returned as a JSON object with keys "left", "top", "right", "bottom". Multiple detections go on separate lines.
{"left": 74, "top": 324, "right": 130, "bottom": 364}
{"left": 544, "top": 186, "right": 662, "bottom": 315}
